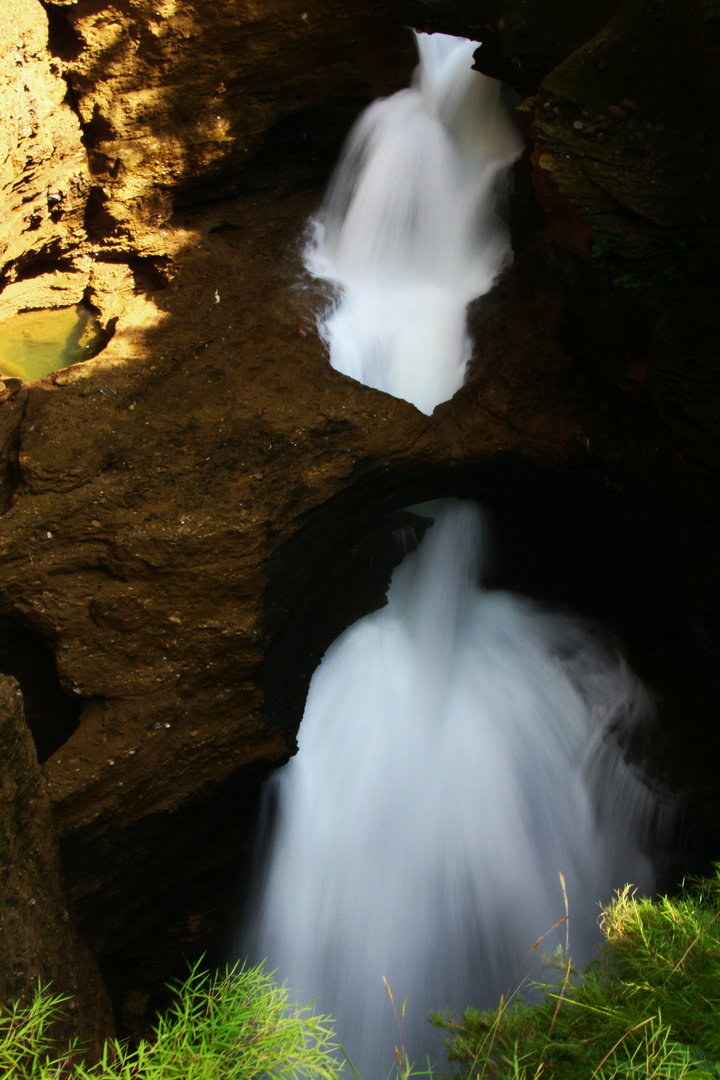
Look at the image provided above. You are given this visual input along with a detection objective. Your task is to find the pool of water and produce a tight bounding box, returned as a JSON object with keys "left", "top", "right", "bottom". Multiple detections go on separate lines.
{"left": 0, "top": 306, "right": 104, "bottom": 381}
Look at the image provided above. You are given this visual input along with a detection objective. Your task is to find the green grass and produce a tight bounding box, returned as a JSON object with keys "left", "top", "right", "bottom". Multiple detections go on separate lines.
{"left": 0, "top": 982, "right": 73, "bottom": 1079}
{"left": 1, "top": 961, "right": 341, "bottom": 1080}
{"left": 4, "top": 871, "right": 720, "bottom": 1080}
{"left": 432, "top": 869, "right": 720, "bottom": 1080}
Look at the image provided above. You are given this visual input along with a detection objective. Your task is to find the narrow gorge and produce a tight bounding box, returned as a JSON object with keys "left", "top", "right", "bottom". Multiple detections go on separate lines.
{"left": 239, "top": 35, "right": 668, "bottom": 1073}
{"left": 1, "top": 0, "right": 719, "bottom": 1054}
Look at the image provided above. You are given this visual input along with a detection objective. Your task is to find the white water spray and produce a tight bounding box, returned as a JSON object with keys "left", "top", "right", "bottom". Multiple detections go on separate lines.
{"left": 239, "top": 34, "right": 664, "bottom": 1078}
{"left": 241, "top": 502, "right": 660, "bottom": 1074}
{"left": 306, "top": 33, "right": 522, "bottom": 414}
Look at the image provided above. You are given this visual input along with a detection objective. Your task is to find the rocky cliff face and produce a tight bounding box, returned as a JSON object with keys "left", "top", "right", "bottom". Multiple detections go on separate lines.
{"left": 0, "top": 1, "right": 89, "bottom": 318}
{"left": 1, "top": 0, "right": 417, "bottom": 325}
{"left": 1, "top": 0, "right": 719, "bottom": 1040}
{"left": 0, "top": 674, "right": 112, "bottom": 1051}
{"left": 520, "top": 0, "right": 720, "bottom": 482}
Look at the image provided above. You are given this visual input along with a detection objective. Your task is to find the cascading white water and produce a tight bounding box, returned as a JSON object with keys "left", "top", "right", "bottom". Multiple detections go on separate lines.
{"left": 239, "top": 33, "right": 665, "bottom": 1079}
{"left": 305, "top": 33, "right": 522, "bottom": 414}
{"left": 241, "top": 502, "right": 660, "bottom": 1075}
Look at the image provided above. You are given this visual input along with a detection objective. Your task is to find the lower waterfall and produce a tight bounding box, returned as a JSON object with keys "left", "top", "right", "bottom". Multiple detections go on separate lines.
{"left": 238, "top": 32, "right": 665, "bottom": 1079}
{"left": 240, "top": 501, "right": 661, "bottom": 1075}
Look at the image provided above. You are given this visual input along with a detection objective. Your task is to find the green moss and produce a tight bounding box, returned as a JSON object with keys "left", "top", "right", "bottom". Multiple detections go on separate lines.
{"left": 590, "top": 235, "right": 685, "bottom": 300}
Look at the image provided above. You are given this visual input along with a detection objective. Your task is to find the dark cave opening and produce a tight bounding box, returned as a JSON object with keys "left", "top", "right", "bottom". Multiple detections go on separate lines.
{"left": 0, "top": 617, "right": 81, "bottom": 763}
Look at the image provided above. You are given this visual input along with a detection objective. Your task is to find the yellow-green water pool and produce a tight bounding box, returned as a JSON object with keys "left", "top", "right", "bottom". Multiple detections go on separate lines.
{"left": 0, "top": 306, "right": 104, "bottom": 381}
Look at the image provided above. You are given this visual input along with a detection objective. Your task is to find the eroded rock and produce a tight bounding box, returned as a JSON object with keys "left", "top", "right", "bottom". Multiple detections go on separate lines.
{"left": 526, "top": 0, "right": 720, "bottom": 278}
{"left": 2, "top": 0, "right": 418, "bottom": 329}
{"left": 521, "top": 0, "right": 720, "bottom": 481}
{"left": 0, "top": 1, "right": 90, "bottom": 318}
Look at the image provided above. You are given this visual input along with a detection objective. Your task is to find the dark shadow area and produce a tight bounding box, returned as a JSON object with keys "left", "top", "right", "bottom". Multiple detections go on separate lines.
{"left": 128, "top": 256, "right": 173, "bottom": 294}
{"left": 42, "top": 1, "right": 85, "bottom": 63}
{"left": 63, "top": 757, "right": 274, "bottom": 1037}
{"left": 0, "top": 617, "right": 81, "bottom": 762}
{"left": 174, "top": 104, "right": 378, "bottom": 210}
{"left": 84, "top": 186, "right": 119, "bottom": 242}
{"left": 258, "top": 506, "right": 433, "bottom": 742}
{"left": 13, "top": 254, "right": 78, "bottom": 284}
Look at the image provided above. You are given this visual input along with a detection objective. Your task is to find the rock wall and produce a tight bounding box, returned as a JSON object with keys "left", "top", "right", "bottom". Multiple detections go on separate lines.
{"left": 516, "top": 0, "right": 720, "bottom": 482}
{"left": 1, "top": 0, "right": 417, "bottom": 325}
{"left": 526, "top": 0, "right": 720, "bottom": 275}
{"left": 0, "top": 674, "right": 112, "bottom": 1050}
{"left": 0, "top": 1, "right": 89, "bottom": 318}
{"left": 1, "top": 0, "right": 719, "bottom": 1040}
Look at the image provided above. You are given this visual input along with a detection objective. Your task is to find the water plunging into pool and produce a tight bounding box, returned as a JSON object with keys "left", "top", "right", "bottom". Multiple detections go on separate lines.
{"left": 239, "top": 34, "right": 664, "bottom": 1077}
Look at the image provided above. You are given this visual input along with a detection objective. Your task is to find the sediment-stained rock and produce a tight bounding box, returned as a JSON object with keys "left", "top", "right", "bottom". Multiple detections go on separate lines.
{"left": 3, "top": 0, "right": 417, "bottom": 324}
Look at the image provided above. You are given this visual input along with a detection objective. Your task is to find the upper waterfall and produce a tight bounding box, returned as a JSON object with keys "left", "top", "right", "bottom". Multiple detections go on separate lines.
{"left": 305, "top": 33, "right": 522, "bottom": 414}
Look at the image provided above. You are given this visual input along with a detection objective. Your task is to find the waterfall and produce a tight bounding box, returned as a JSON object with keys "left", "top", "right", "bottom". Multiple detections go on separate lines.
{"left": 238, "top": 33, "right": 665, "bottom": 1078}
{"left": 305, "top": 33, "right": 522, "bottom": 414}
{"left": 240, "top": 501, "right": 661, "bottom": 1075}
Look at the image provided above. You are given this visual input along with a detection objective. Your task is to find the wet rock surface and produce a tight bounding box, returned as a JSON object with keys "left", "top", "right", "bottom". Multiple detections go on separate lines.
{"left": 526, "top": 0, "right": 720, "bottom": 278}
{"left": 520, "top": 0, "right": 720, "bottom": 478}
{"left": 0, "top": 0, "right": 719, "bottom": 1038}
